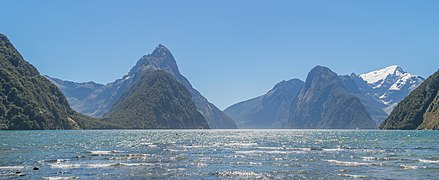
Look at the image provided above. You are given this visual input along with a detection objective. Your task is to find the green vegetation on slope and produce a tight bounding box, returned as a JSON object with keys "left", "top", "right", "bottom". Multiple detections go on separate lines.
{"left": 104, "top": 70, "right": 209, "bottom": 129}
{"left": 0, "top": 33, "right": 114, "bottom": 130}
{"left": 380, "top": 70, "right": 439, "bottom": 130}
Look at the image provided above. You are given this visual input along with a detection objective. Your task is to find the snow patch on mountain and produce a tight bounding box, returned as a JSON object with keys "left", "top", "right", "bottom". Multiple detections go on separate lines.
{"left": 358, "top": 65, "right": 424, "bottom": 113}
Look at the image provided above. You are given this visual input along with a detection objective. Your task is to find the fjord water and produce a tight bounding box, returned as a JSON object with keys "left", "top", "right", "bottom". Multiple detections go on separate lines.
{"left": 1, "top": 130, "right": 438, "bottom": 179}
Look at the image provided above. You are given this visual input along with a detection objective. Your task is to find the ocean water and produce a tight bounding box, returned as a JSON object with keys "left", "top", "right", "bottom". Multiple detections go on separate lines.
{"left": 1, "top": 130, "right": 439, "bottom": 179}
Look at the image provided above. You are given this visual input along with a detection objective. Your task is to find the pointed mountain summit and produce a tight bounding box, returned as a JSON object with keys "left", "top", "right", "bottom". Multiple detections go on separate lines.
{"left": 289, "top": 66, "right": 376, "bottom": 129}
{"left": 128, "top": 44, "right": 179, "bottom": 76}
{"left": 359, "top": 65, "right": 424, "bottom": 112}
{"left": 360, "top": 65, "right": 405, "bottom": 85}
{"left": 224, "top": 79, "right": 304, "bottom": 128}
{"left": 48, "top": 44, "right": 237, "bottom": 129}
{"left": 128, "top": 44, "right": 237, "bottom": 128}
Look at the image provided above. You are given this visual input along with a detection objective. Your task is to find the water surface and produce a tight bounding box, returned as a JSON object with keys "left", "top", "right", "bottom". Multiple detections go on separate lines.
{"left": 1, "top": 130, "right": 439, "bottom": 179}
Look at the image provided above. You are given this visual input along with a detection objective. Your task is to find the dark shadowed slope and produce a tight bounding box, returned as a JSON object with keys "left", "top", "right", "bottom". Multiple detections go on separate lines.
{"left": 0, "top": 33, "right": 115, "bottom": 130}
{"left": 289, "top": 66, "right": 376, "bottom": 129}
{"left": 380, "top": 70, "right": 439, "bottom": 130}
{"left": 104, "top": 71, "right": 209, "bottom": 129}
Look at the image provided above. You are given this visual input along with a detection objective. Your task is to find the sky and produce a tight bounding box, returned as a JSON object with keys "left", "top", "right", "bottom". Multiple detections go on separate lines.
{"left": 2, "top": 0, "right": 439, "bottom": 110}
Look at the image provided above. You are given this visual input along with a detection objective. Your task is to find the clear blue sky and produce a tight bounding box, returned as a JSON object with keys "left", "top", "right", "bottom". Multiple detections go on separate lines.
{"left": 2, "top": 0, "right": 438, "bottom": 109}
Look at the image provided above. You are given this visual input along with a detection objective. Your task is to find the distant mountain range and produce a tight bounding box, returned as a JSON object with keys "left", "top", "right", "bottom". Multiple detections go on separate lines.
{"left": 2, "top": 32, "right": 433, "bottom": 130}
{"left": 48, "top": 45, "right": 237, "bottom": 129}
{"left": 224, "top": 79, "right": 304, "bottom": 128}
{"left": 359, "top": 65, "right": 424, "bottom": 113}
{"left": 225, "top": 65, "right": 424, "bottom": 129}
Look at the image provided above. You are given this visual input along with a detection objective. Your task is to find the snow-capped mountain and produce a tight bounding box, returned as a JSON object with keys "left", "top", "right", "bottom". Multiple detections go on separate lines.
{"left": 359, "top": 65, "right": 424, "bottom": 113}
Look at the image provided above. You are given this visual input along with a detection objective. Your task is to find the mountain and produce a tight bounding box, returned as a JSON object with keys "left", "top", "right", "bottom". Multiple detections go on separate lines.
{"left": 0, "top": 33, "right": 114, "bottom": 130}
{"left": 224, "top": 79, "right": 304, "bottom": 128}
{"left": 104, "top": 71, "right": 209, "bottom": 129}
{"left": 46, "top": 76, "right": 106, "bottom": 114}
{"left": 289, "top": 66, "right": 377, "bottom": 129}
{"left": 339, "top": 74, "right": 388, "bottom": 125}
{"left": 380, "top": 70, "right": 439, "bottom": 130}
{"left": 359, "top": 65, "right": 424, "bottom": 113}
{"left": 48, "top": 44, "right": 237, "bottom": 129}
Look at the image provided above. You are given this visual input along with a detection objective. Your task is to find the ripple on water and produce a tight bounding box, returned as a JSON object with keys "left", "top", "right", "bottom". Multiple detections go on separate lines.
{"left": 50, "top": 163, "right": 154, "bottom": 169}
{"left": 212, "top": 171, "right": 266, "bottom": 178}
{"left": 0, "top": 166, "right": 25, "bottom": 169}
{"left": 325, "top": 160, "right": 383, "bottom": 167}
{"left": 338, "top": 174, "right": 367, "bottom": 179}
{"left": 418, "top": 159, "right": 439, "bottom": 163}
{"left": 42, "top": 176, "right": 77, "bottom": 180}
{"left": 400, "top": 164, "right": 427, "bottom": 170}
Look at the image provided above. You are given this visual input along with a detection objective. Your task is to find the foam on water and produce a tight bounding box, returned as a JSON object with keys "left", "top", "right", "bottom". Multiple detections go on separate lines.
{"left": 325, "top": 160, "right": 382, "bottom": 167}
{"left": 419, "top": 159, "right": 439, "bottom": 163}
{"left": 42, "top": 176, "right": 77, "bottom": 180}
{"left": 0, "top": 166, "right": 25, "bottom": 169}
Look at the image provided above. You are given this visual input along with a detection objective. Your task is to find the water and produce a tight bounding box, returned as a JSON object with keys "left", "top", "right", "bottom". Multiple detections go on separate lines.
{"left": 1, "top": 130, "right": 439, "bottom": 179}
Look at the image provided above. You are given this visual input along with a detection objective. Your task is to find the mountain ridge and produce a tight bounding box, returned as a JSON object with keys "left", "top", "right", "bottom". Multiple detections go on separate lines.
{"left": 288, "top": 66, "right": 377, "bottom": 129}
{"left": 380, "top": 69, "right": 439, "bottom": 130}
{"left": 224, "top": 79, "right": 304, "bottom": 128}
{"left": 48, "top": 44, "right": 237, "bottom": 129}
{"left": 0, "top": 33, "right": 117, "bottom": 130}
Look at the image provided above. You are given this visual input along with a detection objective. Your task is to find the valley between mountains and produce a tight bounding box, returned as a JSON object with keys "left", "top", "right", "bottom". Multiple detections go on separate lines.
{"left": 1, "top": 33, "right": 437, "bottom": 130}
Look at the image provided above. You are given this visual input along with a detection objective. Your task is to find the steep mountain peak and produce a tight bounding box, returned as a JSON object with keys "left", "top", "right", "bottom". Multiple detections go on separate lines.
{"left": 289, "top": 66, "right": 376, "bottom": 129}
{"left": 308, "top": 66, "right": 337, "bottom": 77}
{"left": 359, "top": 65, "right": 406, "bottom": 85}
{"left": 357, "top": 65, "right": 424, "bottom": 114}
{"left": 128, "top": 44, "right": 180, "bottom": 76}
{"left": 151, "top": 44, "right": 172, "bottom": 58}
{"left": 304, "top": 66, "right": 339, "bottom": 89}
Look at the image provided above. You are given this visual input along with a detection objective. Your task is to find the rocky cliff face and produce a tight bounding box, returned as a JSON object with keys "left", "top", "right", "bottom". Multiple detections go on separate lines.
{"left": 340, "top": 74, "right": 388, "bottom": 126}
{"left": 288, "top": 66, "right": 377, "bottom": 129}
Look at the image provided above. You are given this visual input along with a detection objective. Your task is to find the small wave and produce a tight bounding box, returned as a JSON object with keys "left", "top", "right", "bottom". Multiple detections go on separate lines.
{"left": 400, "top": 164, "right": 427, "bottom": 170}
{"left": 338, "top": 174, "right": 367, "bottom": 178}
{"left": 0, "top": 166, "right": 25, "bottom": 169}
{"left": 322, "top": 148, "right": 345, "bottom": 152}
{"left": 361, "top": 157, "right": 400, "bottom": 161}
{"left": 50, "top": 163, "right": 152, "bottom": 169}
{"left": 419, "top": 159, "right": 439, "bottom": 163}
{"left": 108, "top": 154, "right": 149, "bottom": 160}
{"left": 222, "top": 142, "right": 258, "bottom": 147}
{"left": 40, "top": 159, "right": 70, "bottom": 163}
{"left": 50, "top": 164, "right": 81, "bottom": 169}
{"left": 42, "top": 176, "right": 77, "bottom": 180}
{"left": 90, "top": 151, "right": 111, "bottom": 156}
{"left": 212, "top": 171, "right": 262, "bottom": 177}
{"left": 89, "top": 150, "right": 121, "bottom": 156}
{"left": 235, "top": 150, "right": 289, "bottom": 154}
{"left": 325, "top": 160, "right": 382, "bottom": 167}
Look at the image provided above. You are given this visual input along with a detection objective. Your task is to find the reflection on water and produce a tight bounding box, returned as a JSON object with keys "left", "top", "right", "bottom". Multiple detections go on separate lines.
{"left": 1, "top": 130, "right": 439, "bottom": 179}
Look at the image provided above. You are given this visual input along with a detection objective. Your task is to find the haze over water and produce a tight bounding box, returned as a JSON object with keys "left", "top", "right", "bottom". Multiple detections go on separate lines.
{"left": 1, "top": 130, "right": 439, "bottom": 179}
